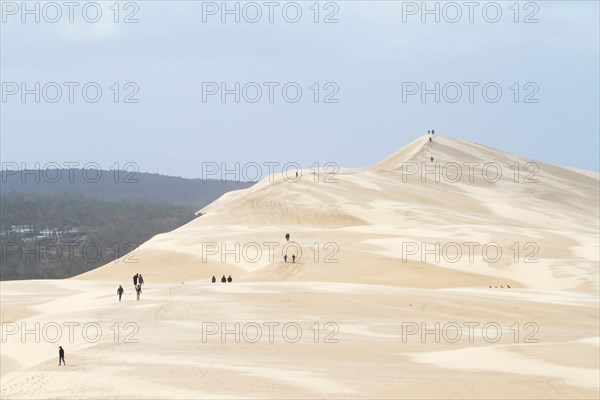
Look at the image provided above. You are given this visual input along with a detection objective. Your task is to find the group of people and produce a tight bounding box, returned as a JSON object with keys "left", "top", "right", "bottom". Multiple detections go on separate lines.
{"left": 428, "top": 130, "right": 435, "bottom": 161}
{"left": 212, "top": 275, "right": 233, "bottom": 283}
{"left": 116, "top": 273, "right": 145, "bottom": 301}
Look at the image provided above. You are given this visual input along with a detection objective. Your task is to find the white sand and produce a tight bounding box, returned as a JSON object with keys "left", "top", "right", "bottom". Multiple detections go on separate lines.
{"left": 1, "top": 135, "right": 598, "bottom": 399}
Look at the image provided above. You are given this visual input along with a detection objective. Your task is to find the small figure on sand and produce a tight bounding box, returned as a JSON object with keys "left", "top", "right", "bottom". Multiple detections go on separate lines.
{"left": 133, "top": 273, "right": 138, "bottom": 286}
{"left": 211, "top": 276, "right": 216, "bottom": 283}
{"left": 135, "top": 284, "right": 142, "bottom": 300}
{"left": 432, "top": 129, "right": 435, "bottom": 135}
{"left": 58, "top": 346, "right": 65, "bottom": 366}
{"left": 117, "top": 285, "right": 124, "bottom": 302}
{"left": 285, "top": 233, "right": 290, "bottom": 241}
{"left": 227, "top": 275, "right": 232, "bottom": 283}
{"left": 221, "top": 275, "right": 227, "bottom": 283}
{"left": 429, "top": 137, "right": 432, "bottom": 143}
{"left": 292, "top": 254, "right": 296, "bottom": 263}
{"left": 284, "top": 254, "right": 288, "bottom": 263}
{"left": 430, "top": 156, "right": 434, "bottom": 162}
{"left": 138, "top": 274, "right": 144, "bottom": 286}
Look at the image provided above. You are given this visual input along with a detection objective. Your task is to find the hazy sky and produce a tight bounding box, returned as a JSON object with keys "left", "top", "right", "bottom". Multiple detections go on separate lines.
{"left": 1, "top": 1, "right": 599, "bottom": 179}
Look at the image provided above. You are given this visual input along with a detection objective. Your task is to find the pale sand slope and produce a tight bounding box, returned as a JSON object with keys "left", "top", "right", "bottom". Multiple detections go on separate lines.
{"left": 1, "top": 135, "right": 599, "bottom": 399}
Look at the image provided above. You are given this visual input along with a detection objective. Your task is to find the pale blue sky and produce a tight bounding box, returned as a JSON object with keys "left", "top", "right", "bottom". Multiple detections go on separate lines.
{"left": 1, "top": 1, "right": 599, "bottom": 178}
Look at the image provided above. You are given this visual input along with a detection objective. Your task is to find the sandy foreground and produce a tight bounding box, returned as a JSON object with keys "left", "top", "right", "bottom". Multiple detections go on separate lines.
{"left": 1, "top": 136, "right": 599, "bottom": 398}
{"left": 1, "top": 280, "right": 598, "bottom": 399}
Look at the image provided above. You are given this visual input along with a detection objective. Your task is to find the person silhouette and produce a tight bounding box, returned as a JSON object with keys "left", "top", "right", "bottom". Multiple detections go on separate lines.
{"left": 58, "top": 346, "right": 65, "bottom": 366}
{"left": 430, "top": 156, "right": 434, "bottom": 162}
{"left": 292, "top": 254, "right": 296, "bottom": 263}
{"left": 221, "top": 275, "right": 227, "bottom": 283}
{"left": 135, "top": 284, "right": 142, "bottom": 300}
{"left": 432, "top": 130, "right": 435, "bottom": 135}
{"left": 285, "top": 233, "right": 290, "bottom": 241}
{"left": 284, "top": 254, "right": 288, "bottom": 263}
{"left": 138, "top": 274, "right": 144, "bottom": 286}
{"left": 211, "top": 276, "right": 216, "bottom": 283}
{"left": 133, "top": 273, "right": 138, "bottom": 286}
{"left": 227, "top": 275, "right": 232, "bottom": 283}
{"left": 117, "top": 285, "right": 124, "bottom": 302}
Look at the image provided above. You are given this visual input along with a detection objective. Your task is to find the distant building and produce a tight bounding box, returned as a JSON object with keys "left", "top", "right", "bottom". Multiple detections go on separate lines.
{"left": 11, "top": 225, "right": 33, "bottom": 235}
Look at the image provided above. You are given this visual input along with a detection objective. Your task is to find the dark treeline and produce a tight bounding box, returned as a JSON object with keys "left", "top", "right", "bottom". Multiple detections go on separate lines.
{"left": 0, "top": 170, "right": 253, "bottom": 280}
{"left": 1, "top": 169, "right": 253, "bottom": 205}
{"left": 0, "top": 192, "right": 198, "bottom": 280}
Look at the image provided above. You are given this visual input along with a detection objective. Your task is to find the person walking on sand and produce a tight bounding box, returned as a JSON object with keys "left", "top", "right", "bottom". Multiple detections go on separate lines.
{"left": 138, "top": 274, "right": 144, "bottom": 286}
{"left": 117, "top": 285, "right": 124, "bottom": 302}
{"left": 211, "top": 275, "right": 216, "bottom": 283}
{"left": 135, "top": 284, "right": 142, "bottom": 300}
{"left": 227, "top": 275, "right": 232, "bottom": 283}
{"left": 292, "top": 254, "right": 296, "bottom": 263}
{"left": 58, "top": 346, "right": 65, "bottom": 366}
{"left": 430, "top": 156, "right": 434, "bottom": 162}
{"left": 429, "top": 137, "right": 432, "bottom": 143}
{"left": 221, "top": 275, "right": 227, "bottom": 283}
{"left": 284, "top": 254, "right": 288, "bottom": 263}
{"left": 285, "top": 233, "right": 290, "bottom": 241}
{"left": 133, "top": 273, "right": 138, "bottom": 286}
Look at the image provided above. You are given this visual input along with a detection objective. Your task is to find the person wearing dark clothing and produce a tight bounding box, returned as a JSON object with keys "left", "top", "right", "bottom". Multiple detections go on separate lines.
{"left": 292, "top": 254, "right": 296, "bottom": 263}
{"left": 117, "top": 285, "right": 124, "bottom": 302}
{"left": 221, "top": 275, "right": 227, "bottom": 283}
{"left": 284, "top": 254, "right": 288, "bottom": 263}
{"left": 211, "top": 276, "right": 216, "bottom": 283}
{"left": 133, "top": 273, "right": 138, "bottom": 286}
{"left": 135, "top": 284, "right": 142, "bottom": 300}
{"left": 432, "top": 130, "right": 435, "bottom": 135}
{"left": 227, "top": 275, "right": 232, "bottom": 283}
{"left": 138, "top": 274, "right": 144, "bottom": 286}
{"left": 58, "top": 346, "right": 65, "bottom": 366}
{"left": 285, "top": 233, "right": 290, "bottom": 241}
{"left": 428, "top": 130, "right": 430, "bottom": 134}
{"left": 430, "top": 156, "right": 434, "bottom": 162}
{"left": 429, "top": 137, "right": 432, "bottom": 143}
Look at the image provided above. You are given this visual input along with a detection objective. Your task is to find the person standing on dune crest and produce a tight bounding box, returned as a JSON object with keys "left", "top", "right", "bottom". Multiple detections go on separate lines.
{"left": 58, "top": 346, "right": 65, "bottom": 366}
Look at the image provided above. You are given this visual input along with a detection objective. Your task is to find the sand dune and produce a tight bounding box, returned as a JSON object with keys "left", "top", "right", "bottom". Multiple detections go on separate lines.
{"left": 1, "top": 135, "right": 598, "bottom": 399}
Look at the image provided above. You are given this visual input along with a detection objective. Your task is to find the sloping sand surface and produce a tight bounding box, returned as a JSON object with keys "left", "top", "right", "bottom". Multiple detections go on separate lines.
{"left": 2, "top": 136, "right": 598, "bottom": 398}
